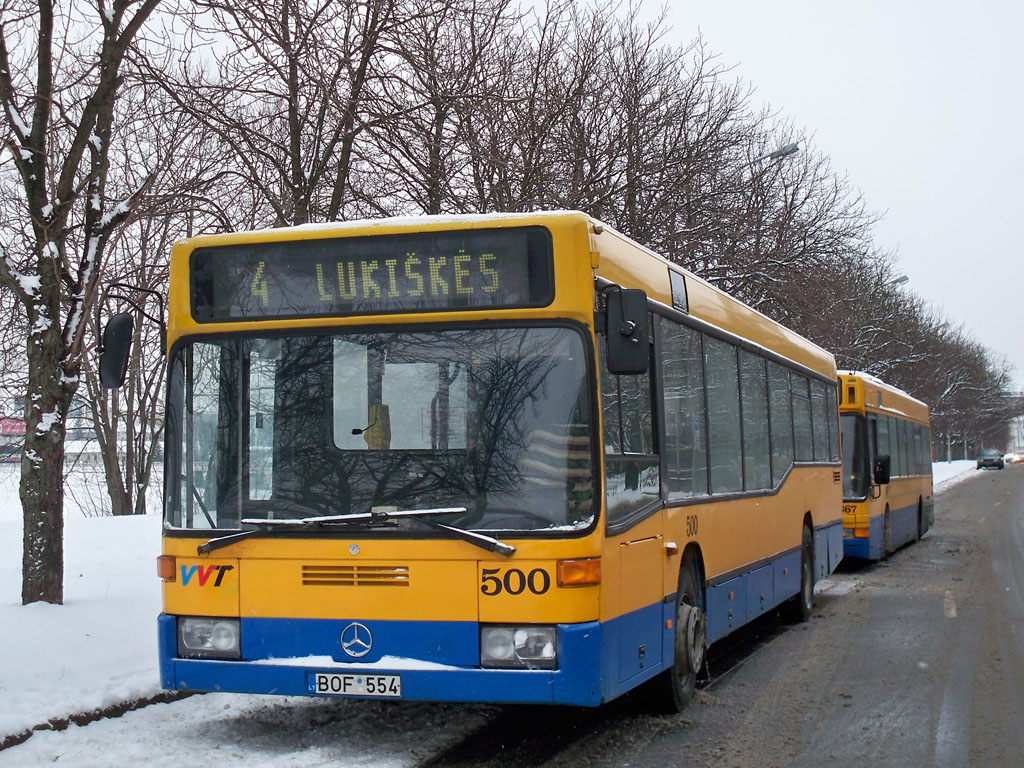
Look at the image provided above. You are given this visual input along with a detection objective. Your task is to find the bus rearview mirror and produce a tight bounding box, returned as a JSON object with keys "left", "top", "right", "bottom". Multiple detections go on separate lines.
{"left": 873, "top": 455, "right": 891, "bottom": 485}
{"left": 98, "top": 312, "right": 134, "bottom": 389}
{"left": 605, "top": 289, "right": 649, "bottom": 375}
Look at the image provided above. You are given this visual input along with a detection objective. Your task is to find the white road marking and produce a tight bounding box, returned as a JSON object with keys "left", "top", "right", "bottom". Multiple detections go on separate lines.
{"left": 944, "top": 589, "right": 958, "bottom": 618}
{"left": 814, "top": 577, "right": 860, "bottom": 596}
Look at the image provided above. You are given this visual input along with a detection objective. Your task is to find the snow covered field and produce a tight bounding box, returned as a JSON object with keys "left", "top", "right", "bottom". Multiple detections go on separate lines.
{"left": 0, "top": 460, "right": 987, "bottom": 764}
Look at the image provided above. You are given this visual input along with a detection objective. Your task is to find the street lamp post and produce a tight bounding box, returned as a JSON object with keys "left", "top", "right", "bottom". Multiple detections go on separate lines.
{"left": 748, "top": 142, "right": 800, "bottom": 167}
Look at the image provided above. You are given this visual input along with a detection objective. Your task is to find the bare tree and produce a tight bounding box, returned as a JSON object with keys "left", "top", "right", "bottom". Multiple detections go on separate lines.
{"left": 370, "top": 0, "right": 519, "bottom": 215}
{"left": 0, "top": 0, "right": 162, "bottom": 604}
{"left": 146, "top": 0, "right": 402, "bottom": 227}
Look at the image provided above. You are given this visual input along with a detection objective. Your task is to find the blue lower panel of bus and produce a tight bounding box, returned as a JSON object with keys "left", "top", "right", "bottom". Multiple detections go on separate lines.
{"left": 159, "top": 614, "right": 609, "bottom": 706}
{"left": 160, "top": 610, "right": 673, "bottom": 706}
{"left": 843, "top": 515, "right": 884, "bottom": 560}
{"left": 705, "top": 552, "right": 799, "bottom": 644}
{"left": 816, "top": 522, "right": 844, "bottom": 580}
{"left": 704, "top": 521, "right": 842, "bottom": 645}
{"left": 842, "top": 503, "right": 918, "bottom": 561}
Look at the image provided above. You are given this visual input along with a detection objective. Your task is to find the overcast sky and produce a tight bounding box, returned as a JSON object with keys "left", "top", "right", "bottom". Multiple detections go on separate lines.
{"left": 653, "top": 1, "right": 1024, "bottom": 388}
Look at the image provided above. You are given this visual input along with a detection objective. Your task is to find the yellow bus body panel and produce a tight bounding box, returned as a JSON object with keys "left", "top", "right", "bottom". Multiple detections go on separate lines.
{"left": 592, "top": 227, "right": 837, "bottom": 379}
{"left": 162, "top": 533, "right": 603, "bottom": 623}
{"left": 164, "top": 557, "right": 240, "bottom": 617}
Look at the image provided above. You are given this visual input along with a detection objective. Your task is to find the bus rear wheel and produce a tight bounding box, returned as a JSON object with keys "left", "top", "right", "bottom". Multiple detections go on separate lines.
{"left": 653, "top": 556, "right": 706, "bottom": 713}
{"left": 883, "top": 506, "right": 893, "bottom": 556}
{"left": 783, "top": 524, "right": 814, "bottom": 623}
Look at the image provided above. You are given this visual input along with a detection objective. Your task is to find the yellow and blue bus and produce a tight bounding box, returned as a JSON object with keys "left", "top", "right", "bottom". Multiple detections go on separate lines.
{"left": 130, "top": 212, "right": 842, "bottom": 710}
{"left": 839, "top": 372, "right": 934, "bottom": 560}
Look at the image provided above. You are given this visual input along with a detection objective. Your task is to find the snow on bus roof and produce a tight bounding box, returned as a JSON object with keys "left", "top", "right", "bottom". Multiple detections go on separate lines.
{"left": 216, "top": 210, "right": 590, "bottom": 239}
{"left": 839, "top": 370, "right": 929, "bottom": 410}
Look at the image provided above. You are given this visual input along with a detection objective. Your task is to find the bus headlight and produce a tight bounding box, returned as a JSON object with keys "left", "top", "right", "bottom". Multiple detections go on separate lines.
{"left": 480, "top": 625, "right": 557, "bottom": 669}
{"left": 177, "top": 617, "right": 241, "bottom": 659}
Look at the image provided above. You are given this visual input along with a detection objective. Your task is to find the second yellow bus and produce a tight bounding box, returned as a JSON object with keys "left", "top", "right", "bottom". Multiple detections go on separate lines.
{"left": 839, "top": 372, "right": 934, "bottom": 560}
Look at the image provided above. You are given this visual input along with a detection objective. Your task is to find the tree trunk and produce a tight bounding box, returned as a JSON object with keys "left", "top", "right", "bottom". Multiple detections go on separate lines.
{"left": 20, "top": 322, "right": 72, "bottom": 605}
{"left": 102, "top": 445, "right": 133, "bottom": 516}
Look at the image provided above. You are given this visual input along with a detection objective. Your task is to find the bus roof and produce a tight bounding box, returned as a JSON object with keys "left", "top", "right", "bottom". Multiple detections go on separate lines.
{"left": 839, "top": 371, "right": 930, "bottom": 422}
{"left": 591, "top": 221, "right": 837, "bottom": 379}
{"left": 176, "top": 210, "right": 589, "bottom": 249}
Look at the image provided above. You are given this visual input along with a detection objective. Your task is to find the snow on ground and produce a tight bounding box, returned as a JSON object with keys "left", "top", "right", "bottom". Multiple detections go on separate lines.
{"left": 932, "top": 459, "right": 980, "bottom": 490}
{"left": 0, "top": 459, "right": 989, "bottom": 764}
{"left": 0, "top": 694, "right": 490, "bottom": 768}
{"left": 0, "top": 469, "right": 163, "bottom": 739}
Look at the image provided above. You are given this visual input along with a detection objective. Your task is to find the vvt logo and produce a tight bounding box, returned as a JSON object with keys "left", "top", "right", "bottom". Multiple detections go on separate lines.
{"left": 180, "top": 564, "right": 234, "bottom": 587}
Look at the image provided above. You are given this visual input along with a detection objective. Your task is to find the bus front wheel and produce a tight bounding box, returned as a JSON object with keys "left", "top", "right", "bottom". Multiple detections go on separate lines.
{"left": 653, "top": 556, "right": 706, "bottom": 713}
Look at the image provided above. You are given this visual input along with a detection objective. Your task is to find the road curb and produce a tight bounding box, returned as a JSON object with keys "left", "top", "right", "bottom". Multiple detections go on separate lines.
{"left": 935, "top": 469, "right": 981, "bottom": 493}
{"left": 0, "top": 690, "right": 197, "bottom": 752}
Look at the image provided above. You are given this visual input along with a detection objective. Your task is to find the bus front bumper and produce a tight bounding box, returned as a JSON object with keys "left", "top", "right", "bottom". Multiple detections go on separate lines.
{"left": 158, "top": 614, "right": 604, "bottom": 706}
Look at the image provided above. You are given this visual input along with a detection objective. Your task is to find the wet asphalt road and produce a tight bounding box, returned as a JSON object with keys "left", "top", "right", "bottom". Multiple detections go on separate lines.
{"left": 428, "top": 466, "right": 1024, "bottom": 768}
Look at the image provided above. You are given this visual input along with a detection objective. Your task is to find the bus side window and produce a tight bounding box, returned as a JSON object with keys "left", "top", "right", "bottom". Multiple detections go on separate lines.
{"left": 662, "top": 320, "right": 707, "bottom": 498}
{"left": 791, "top": 373, "right": 813, "bottom": 461}
{"left": 704, "top": 336, "right": 742, "bottom": 494}
{"left": 826, "top": 383, "right": 840, "bottom": 463}
{"left": 739, "top": 350, "right": 771, "bottom": 491}
{"left": 891, "top": 417, "right": 903, "bottom": 477}
{"left": 767, "top": 361, "right": 794, "bottom": 486}
{"left": 600, "top": 340, "right": 659, "bottom": 526}
{"left": 810, "top": 380, "right": 829, "bottom": 463}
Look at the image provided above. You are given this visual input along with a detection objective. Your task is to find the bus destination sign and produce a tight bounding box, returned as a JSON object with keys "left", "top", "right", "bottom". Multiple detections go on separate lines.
{"left": 190, "top": 227, "right": 554, "bottom": 322}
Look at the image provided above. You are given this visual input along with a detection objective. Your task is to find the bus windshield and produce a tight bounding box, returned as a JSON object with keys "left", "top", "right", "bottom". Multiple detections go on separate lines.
{"left": 841, "top": 413, "right": 868, "bottom": 500}
{"left": 165, "top": 326, "right": 594, "bottom": 534}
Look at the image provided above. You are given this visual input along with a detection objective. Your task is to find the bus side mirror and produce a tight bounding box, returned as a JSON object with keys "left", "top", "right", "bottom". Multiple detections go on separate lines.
{"left": 98, "top": 312, "right": 134, "bottom": 389}
{"left": 604, "top": 288, "right": 649, "bottom": 374}
{"left": 873, "top": 455, "right": 891, "bottom": 485}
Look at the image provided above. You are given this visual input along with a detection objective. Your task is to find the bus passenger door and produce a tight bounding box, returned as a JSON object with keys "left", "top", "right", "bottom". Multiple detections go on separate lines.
{"left": 616, "top": 534, "right": 664, "bottom": 684}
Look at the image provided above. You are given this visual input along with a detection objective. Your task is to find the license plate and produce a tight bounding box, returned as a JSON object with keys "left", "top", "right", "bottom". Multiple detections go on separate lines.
{"left": 311, "top": 672, "right": 402, "bottom": 698}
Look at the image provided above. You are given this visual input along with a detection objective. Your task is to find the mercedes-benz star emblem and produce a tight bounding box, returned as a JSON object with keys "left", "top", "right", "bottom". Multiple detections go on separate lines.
{"left": 340, "top": 622, "right": 373, "bottom": 658}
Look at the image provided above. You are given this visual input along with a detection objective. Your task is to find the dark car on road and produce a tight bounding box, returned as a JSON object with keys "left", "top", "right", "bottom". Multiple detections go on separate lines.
{"left": 977, "top": 449, "right": 1005, "bottom": 470}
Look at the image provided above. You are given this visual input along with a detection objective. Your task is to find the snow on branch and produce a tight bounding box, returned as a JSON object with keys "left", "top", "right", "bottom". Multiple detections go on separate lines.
{"left": 98, "top": 171, "right": 155, "bottom": 231}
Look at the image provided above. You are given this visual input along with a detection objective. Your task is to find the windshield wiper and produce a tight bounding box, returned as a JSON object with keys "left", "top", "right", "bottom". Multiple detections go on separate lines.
{"left": 399, "top": 510, "right": 516, "bottom": 557}
{"left": 197, "top": 506, "right": 515, "bottom": 557}
{"left": 308, "top": 506, "right": 516, "bottom": 557}
{"left": 197, "top": 515, "right": 366, "bottom": 554}
{"left": 196, "top": 520, "right": 298, "bottom": 554}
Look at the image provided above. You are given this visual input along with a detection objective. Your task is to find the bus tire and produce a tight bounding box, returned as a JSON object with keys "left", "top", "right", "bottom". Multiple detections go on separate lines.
{"left": 883, "top": 506, "right": 893, "bottom": 555}
{"left": 653, "top": 554, "right": 706, "bottom": 713}
{"left": 917, "top": 500, "right": 925, "bottom": 540}
{"left": 783, "top": 524, "right": 814, "bottom": 623}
